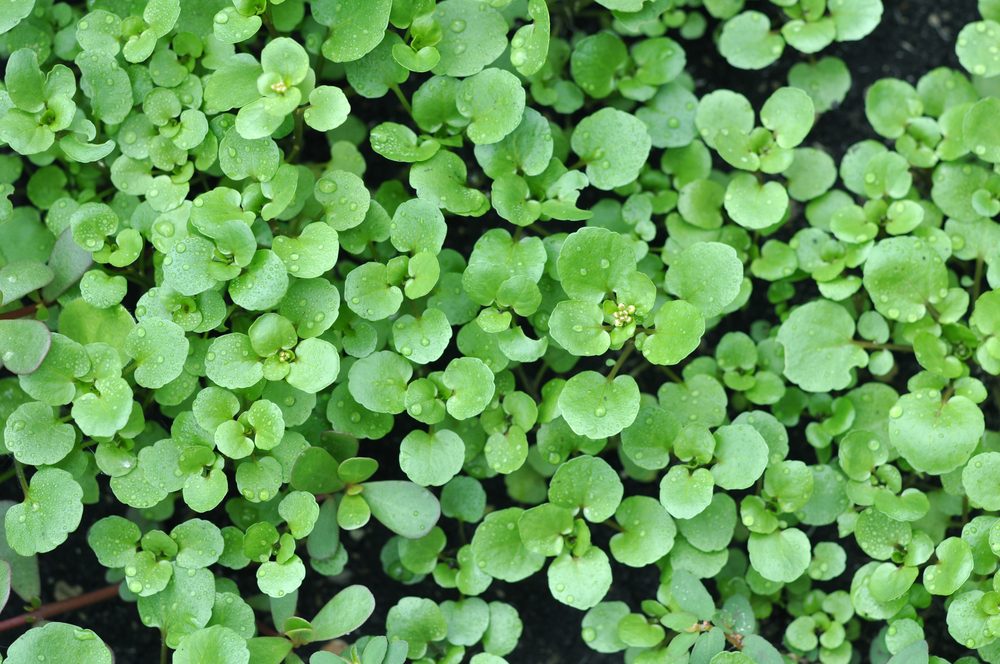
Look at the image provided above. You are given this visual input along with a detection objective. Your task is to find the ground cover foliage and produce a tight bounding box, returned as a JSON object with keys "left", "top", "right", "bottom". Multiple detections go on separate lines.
{"left": 1, "top": 0, "right": 1000, "bottom": 662}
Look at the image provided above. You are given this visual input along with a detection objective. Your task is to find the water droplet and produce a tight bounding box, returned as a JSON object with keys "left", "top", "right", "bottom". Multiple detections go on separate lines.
{"left": 214, "top": 11, "right": 229, "bottom": 24}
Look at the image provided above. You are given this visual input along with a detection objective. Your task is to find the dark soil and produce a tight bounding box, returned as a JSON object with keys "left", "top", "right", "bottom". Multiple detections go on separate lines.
{"left": 0, "top": 1, "right": 984, "bottom": 662}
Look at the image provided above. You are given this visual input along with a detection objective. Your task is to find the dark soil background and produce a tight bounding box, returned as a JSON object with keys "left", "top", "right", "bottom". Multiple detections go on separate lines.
{"left": 0, "top": 1, "right": 984, "bottom": 662}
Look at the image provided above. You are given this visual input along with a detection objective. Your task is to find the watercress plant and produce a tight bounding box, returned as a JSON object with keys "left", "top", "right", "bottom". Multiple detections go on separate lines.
{"left": 0, "top": 0, "right": 998, "bottom": 663}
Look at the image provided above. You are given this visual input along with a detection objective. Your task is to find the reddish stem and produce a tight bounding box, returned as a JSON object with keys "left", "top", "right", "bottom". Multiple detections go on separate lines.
{"left": 0, "top": 584, "right": 120, "bottom": 633}
{"left": 0, "top": 303, "right": 39, "bottom": 321}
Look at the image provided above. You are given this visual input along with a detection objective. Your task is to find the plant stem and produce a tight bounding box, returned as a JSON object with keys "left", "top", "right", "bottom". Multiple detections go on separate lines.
{"left": 851, "top": 340, "right": 913, "bottom": 353}
{"left": 287, "top": 108, "right": 306, "bottom": 163}
{"left": 973, "top": 253, "right": 984, "bottom": 303}
{"left": 0, "top": 584, "right": 120, "bottom": 634}
{"left": 261, "top": 9, "right": 278, "bottom": 38}
{"left": 0, "top": 303, "right": 40, "bottom": 320}
{"left": 659, "top": 365, "right": 683, "bottom": 384}
{"left": 389, "top": 83, "right": 412, "bottom": 117}
{"left": 13, "top": 461, "right": 29, "bottom": 496}
{"left": 606, "top": 341, "right": 635, "bottom": 382}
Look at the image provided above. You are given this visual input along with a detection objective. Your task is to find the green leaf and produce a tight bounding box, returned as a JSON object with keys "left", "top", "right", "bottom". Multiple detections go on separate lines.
{"left": 400, "top": 429, "right": 465, "bottom": 487}
{"left": 963, "top": 452, "right": 1000, "bottom": 510}
{"left": 946, "top": 590, "right": 994, "bottom": 649}
{"left": 287, "top": 338, "right": 340, "bottom": 394}
{"left": 257, "top": 555, "right": 305, "bottom": 598}
{"left": 957, "top": 20, "right": 1000, "bottom": 77}
{"left": 549, "top": 300, "right": 610, "bottom": 357}
{"left": 510, "top": 0, "right": 550, "bottom": 77}
{"left": 229, "top": 250, "right": 289, "bottom": 312}
{"left": 829, "top": 0, "right": 883, "bottom": 41}
{"left": 272, "top": 223, "right": 340, "bottom": 279}
{"left": 659, "top": 466, "right": 714, "bottom": 519}
{"left": 371, "top": 122, "right": 440, "bottom": 163}
{"left": 556, "top": 227, "right": 636, "bottom": 303}
{"left": 4, "top": 401, "right": 75, "bottom": 465}
{"left": 363, "top": 481, "right": 440, "bottom": 539}
{"left": 6, "top": 622, "right": 113, "bottom": 664}
{"left": 0, "top": 261, "right": 53, "bottom": 306}
{"left": 456, "top": 69, "right": 526, "bottom": 145}
{"left": 174, "top": 625, "right": 250, "bottom": 664}
{"left": 70, "top": 376, "right": 132, "bottom": 438}
{"left": 571, "top": 108, "right": 651, "bottom": 190}
{"left": 5, "top": 468, "right": 83, "bottom": 556}
{"left": 548, "top": 547, "right": 612, "bottom": 610}
{"left": 610, "top": 496, "right": 676, "bottom": 567}
{"left": 443, "top": 357, "right": 496, "bottom": 420}
{"left": 386, "top": 596, "right": 447, "bottom": 659}
{"left": 392, "top": 308, "right": 452, "bottom": 365}
{"left": 348, "top": 350, "right": 412, "bottom": 414}
{"left": 760, "top": 87, "right": 815, "bottom": 149}
{"left": 719, "top": 12, "right": 784, "bottom": 70}
{"left": 888, "top": 390, "right": 984, "bottom": 475}
{"left": 171, "top": 519, "right": 224, "bottom": 569}
{"left": 748, "top": 528, "right": 812, "bottom": 583}
{"left": 724, "top": 174, "right": 789, "bottom": 230}
{"left": 777, "top": 300, "right": 868, "bottom": 392}
{"left": 0, "top": 0, "right": 34, "bottom": 35}
{"left": 6, "top": 49, "right": 45, "bottom": 113}
{"left": 665, "top": 242, "right": 743, "bottom": 318}
{"left": 305, "top": 86, "right": 351, "bottom": 132}
{"left": 641, "top": 300, "right": 705, "bottom": 366}
{"left": 410, "top": 150, "right": 489, "bottom": 217}
{"left": 206, "top": 334, "right": 263, "bottom": 390}
{"left": 518, "top": 503, "right": 573, "bottom": 556}
{"left": 863, "top": 237, "right": 947, "bottom": 322}
{"left": 124, "top": 318, "right": 189, "bottom": 389}
{"left": 558, "top": 372, "right": 640, "bottom": 440}
{"left": 571, "top": 33, "right": 627, "bottom": 99}
{"left": 312, "top": 585, "right": 375, "bottom": 640}
{"left": 432, "top": 0, "right": 509, "bottom": 77}
{"left": 345, "top": 262, "right": 403, "bottom": 321}
{"left": 788, "top": 57, "right": 852, "bottom": 113}
{"left": 472, "top": 508, "right": 545, "bottom": 582}
{"left": 549, "top": 456, "right": 623, "bottom": 522}
{"left": 710, "top": 424, "right": 769, "bottom": 490}
{"left": 923, "top": 537, "right": 973, "bottom": 596}
{"left": 315, "top": 0, "right": 392, "bottom": 63}
{"left": 0, "top": 320, "right": 51, "bottom": 375}
{"left": 670, "top": 569, "right": 716, "bottom": 619}
{"left": 88, "top": 516, "right": 140, "bottom": 568}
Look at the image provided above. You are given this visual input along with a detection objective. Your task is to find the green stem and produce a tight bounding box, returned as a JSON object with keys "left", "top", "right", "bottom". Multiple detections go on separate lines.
{"left": 659, "top": 365, "right": 683, "bottom": 384}
{"left": 606, "top": 341, "right": 635, "bottom": 382}
{"left": 313, "top": 28, "right": 331, "bottom": 83}
{"left": 389, "top": 83, "right": 413, "bottom": 117}
{"left": 13, "top": 461, "right": 29, "bottom": 496}
{"left": 287, "top": 108, "right": 306, "bottom": 163}
{"left": 261, "top": 9, "right": 278, "bottom": 38}
{"left": 973, "top": 253, "right": 984, "bottom": 303}
{"left": 851, "top": 340, "right": 913, "bottom": 353}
